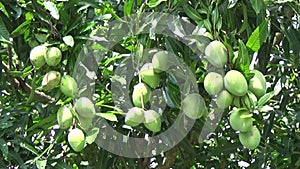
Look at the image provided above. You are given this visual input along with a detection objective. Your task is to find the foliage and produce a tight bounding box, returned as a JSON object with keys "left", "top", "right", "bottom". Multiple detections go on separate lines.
{"left": 0, "top": 0, "right": 299, "bottom": 168}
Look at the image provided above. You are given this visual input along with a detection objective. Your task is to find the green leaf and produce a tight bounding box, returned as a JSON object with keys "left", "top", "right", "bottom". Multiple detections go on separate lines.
{"left": 11, "top": 20, "right": 31, "bottom": 36}
{"left": 238, "top": 39, "right": 250, "bottom": 65}
{"left": 250, "top": 0, "right": 264, "bottom": 14}
{"left": 0, "top": 2, "right": 9, "bottom": 17}
{"left": 246, "top": 18, "right": 270, "bottom": 52}
{"left": 0, "top": 139, "right": 8, "bottom": 159}
{"left": 147, "top": 0, "right": 167, "bottom": 8}
{"left": 0, "top": 18, "right": 10, "bottom": 41}
{"left": 182, "top": 4, "right": 202, "bottom": 23}
{"left": 257, "top": 91, "right": 274, "bottom": 107}
{"left": 20, "top": 142, "right": 39, "bottom": 156}
{"left": 124, "top": 0, "right": 134, "bottom": 16}
{"left": 86, "top": 127, "right": 100, "bottom": 144}
{"left": 97, "top": 112, "right": 118, "bottom": 122}
{"left": 43, "top": 2, "right": 59, "bottom": 20}
{"left": 63, "top": 35, "right": 75, "bottom": 47}
{"left": 34, "top": 33, "right": 47, "bottom": 43}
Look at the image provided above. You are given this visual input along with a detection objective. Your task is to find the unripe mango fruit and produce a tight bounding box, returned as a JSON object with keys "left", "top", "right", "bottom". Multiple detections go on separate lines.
{"left": 181, "top": 93, "right": 208, "bottom": 119}
{"left": 78, "top": 115, "right": 93, "bottom": 131}
{"left": 45, "top": 47, "right": 62, "bottom": 66}
{"left": 144, "top": 110, "right": 161, "bottom": 132}
{"left": 57, "top": 105, "right": 73, "bottom": 129}
{"left": 224, "top": 70, "right": 248, "bottom": 96}
{"left": 204, "top": 72, "right": 223, "bottom": 95}
{"left": 248, "top": 70, "right": 266, "bottom": 98}
{"left": 68, "top": 128, "right": 85, "bottom": 152}
{"left": 205, "top": 40, "right": 228, "bottom": 68}
{"left": 216, "top": 90, "right": 233, "bottom": 109}
{"left": 42, "top": 71, "right": 61, "bottom": 91}
{"left": 239, "top": 125, "right": 261, "bottom": 150}
{"left": 60, "top": 75, "right": 78, "bottom": 98}
{"left": 29, "top": 45, "right": 47, "bottom": 68}
{"left": 74, "top": 97, "right": 96, "bottom": 119}
{"left": 140, "top": 63, "right": 160, "bottom": 89}
{"left": 132, "top": 83, "right": 151, "bottom": 107}
{"left": 125, "top": 107, "right": 145, "bottom": 127}
{"left": 152, "top": 51, "right": 169, "bottom": 73}
{"left": 229, "top": 109, "right": 253, "bottom": 132}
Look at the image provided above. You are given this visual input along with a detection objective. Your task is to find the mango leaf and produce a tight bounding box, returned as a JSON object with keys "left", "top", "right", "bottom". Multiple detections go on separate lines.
{"left": 97, "top": 112, "right": 118, "bottom": 122}
{"left": 86, "top": 127, "right": 100, "bottom": 144}
{"left": 63, "top": 35, "right": 75, "bottom": 47}
{"left": 250, "top": 0, "right": 264, "bottom": 14}
{"left": 0, "top": 139, "right": 8, "bottom": 159}
{"left": 147, "top": 0, "right": 167, "bottom": 8}
{"left": 246, "top": 18, "right": 270, "bottom": 52}
{"left": 124, "top": 0, "right": 134, "bottom": 16}
{"left": 0, "top": 18, "right": 10, "bottom": 42}
{"left": 257, "top": 91, "right": 274, "bottom": 107}
{"left": 43, "top": 2, "right": 59, "bottom": 20}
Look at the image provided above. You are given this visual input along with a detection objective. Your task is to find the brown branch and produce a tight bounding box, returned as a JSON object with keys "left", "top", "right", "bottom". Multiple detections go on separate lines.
{"left": 1, "top": 61, "right": 55, "bottom": 103}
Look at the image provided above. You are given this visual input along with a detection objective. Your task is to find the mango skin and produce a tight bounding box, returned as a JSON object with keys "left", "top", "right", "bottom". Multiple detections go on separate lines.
{"left": 74, "top": 97, "right": 96, "bottom": 119}
{"left": 42, "top": 71, "right": 61, "bottom": 91}
{"left": 229, "top": 109, "right": 253, "bottom": 132}
{"left": 204, "top": 72, "right": 223, "bottom": 95}
{"left": 216, "top": 90, "right": 233, "bottom": 109}
{"left": 68, "top": 128, "right": 85, "bottom": 152}
{"left": 57, "top": 105, "right": 73, "bottom": 129}
{"left": 205, "top": 40, "right": 228, "bottom": 68}
{"left": 140, "top": 63, "right": 160, "bottom": 89}
{"left": 60, "top": 75, "right": 78, "bottom": 98}
{"left": 125, "top": 107, "right": 145, "bottom": 127}
{"left": 152, "top": 51, "right": 169, "bottom": 73}
{"left": 144, "top": 110, "right": 161, "bottom": 132}
{"left": 132, "top": 83, "right": 151, "bottom": 108}
{"left": 29, "top": 45, "right": 47, "bottom": 68}
{"left": 181, "top": 93, "right": 208, "bottom": 119}
{"left": 45, "top": 47, "right": 62, "bottom": 66}
{"left": 248, "top": 70, "right": 266, "bottom": 98}
{"left": 239, "top": 125, "right": 261, "bottom": 150}
{"left": 224, "top": 70, "right": 248, "bottom": 97}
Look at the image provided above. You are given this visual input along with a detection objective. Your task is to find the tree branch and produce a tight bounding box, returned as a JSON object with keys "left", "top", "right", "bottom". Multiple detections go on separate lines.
{"left": 1, "top": 61, "right": 55, "bottom": 104}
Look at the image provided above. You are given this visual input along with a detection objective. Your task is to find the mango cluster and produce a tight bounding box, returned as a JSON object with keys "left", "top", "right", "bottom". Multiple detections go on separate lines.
{"left": 56, "top": 97, "right": 96, "bottom": 152}
{"left": 30, "top": 45, "right": 97, "bottom": 152}
{"left": 125, "top": 51, "right": 172, "bottom": 132}
{"left": 203, "top": 40, "right": 267, "bottom": 150}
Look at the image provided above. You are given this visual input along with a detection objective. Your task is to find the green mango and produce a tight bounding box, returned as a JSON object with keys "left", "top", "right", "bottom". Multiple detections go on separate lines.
{"left": 248, "top": 70, "right": 267, "bottom": 99}
{"left": 68, "top": 128, "right": 85, "bottom": 152}
{"left": 42, "top": 71, "right": 61, "bottom": 91}
{"left": 181, "top": 93, "right": 208, "bottom": 119}
{"left": 239, "top": 125, "right": 261, "bottom": 150}
{"left": 152, "top": 51, "right": 170, "bottom": 73}
{"left": 60, "top": 75, "right": 78, "bottom": 98}
{"left": 144, "top": 110, "right": 161, "bottom": 132}
{"left": 216, "top": 90, "right": 233, "bottom": 109}
{"left": 78, "top": 115, "right": 93, "bottom": 131}
{"left": 140, "top": 63, "right": 160, "bottom": 89}
{"left": 224, "top": 70, "right": 248, "bottom": 96}
{"left": 204, "top": 72, "right": 223, "bottom": 95}
{"left": 205, "top": 40, "right": 228, "bottom": 68}
{"left": 57, "top": 105, "right": 73, "bottom": 129}
{"left": 132, "top": 83, "right": 151, "bottom": 107}
{"left": 45, "top": 47, "right": 62, "bottom": 66}
{"left": 229, "top": 109, "right": 253, "bottom": 132}
{"left": 125, "top": 107, "right": 145, "bottom": 127}
{"left": 74, "top": 97, "right": 96, "bottom": 119}
{"left": 29, "top": 45, "right": 47, "bottom": 68}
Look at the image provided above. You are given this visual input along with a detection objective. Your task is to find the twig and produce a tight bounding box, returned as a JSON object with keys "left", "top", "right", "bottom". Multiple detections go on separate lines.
{"left": 1, "top": 61, "right": 55, "bottom": 103}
